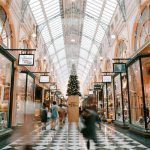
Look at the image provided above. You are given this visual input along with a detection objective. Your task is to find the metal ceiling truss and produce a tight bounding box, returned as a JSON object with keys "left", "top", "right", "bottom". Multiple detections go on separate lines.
{"left": 28, "top": 0, "right": 118, "bottom": 92}
{"left": 21, "top": 0, "right": 31, "bottom": 22}
{"left": 116, "top": 0, "right": 126, "bottom": 22}
{"left": 44, "top": 34, "right": 63, "bottom": 48}
{"left": 36, "top": 13, "right": 61, "bottom": 36}
{"left": 38, "top": 0, "right": 65, "bottom": 78}
{"left": 80, "top": 0, "right": 107, "bottom": 82}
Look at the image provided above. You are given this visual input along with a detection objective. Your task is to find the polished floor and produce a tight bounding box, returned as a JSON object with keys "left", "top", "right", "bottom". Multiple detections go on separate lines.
{"left": 1, "top": 122, "right": 150, "bottom": 150}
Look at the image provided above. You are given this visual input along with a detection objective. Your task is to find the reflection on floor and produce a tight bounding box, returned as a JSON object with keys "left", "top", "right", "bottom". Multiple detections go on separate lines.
{"left": 1, "top": 122, "right": 149, "bottom": 150}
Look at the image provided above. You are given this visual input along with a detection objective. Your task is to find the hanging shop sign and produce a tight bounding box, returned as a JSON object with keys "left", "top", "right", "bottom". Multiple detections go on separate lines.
{"left": 94, "top": 83, "right": 102, "bottom": 90}
{"left": 102, "top": 75, "right": 112, "bottom": 83}
{"left": 84, "top": 95, "right": 88, "bottom": 99}
{"left": 113, "top": 63, "right": 126, "bottom": 73}
{"left": 18, "top": 54, "right": 34, "bottom": 66}
{"left": 50, "top": 85, "right": 57, "bottom": 92}
{"left": 89, "top": 90, "right": 93, "bottom": 95}
{"left": 39, "top": 75, "right": 50, "bottom": 83}
{"left": 55, "top": 90, "right": 61, "bottom": 96}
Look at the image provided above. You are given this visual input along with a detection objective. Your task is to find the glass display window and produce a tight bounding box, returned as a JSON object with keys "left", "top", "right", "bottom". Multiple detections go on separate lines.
{"left": 103, "top": 84, "right": 107, "bottom": 119}
{"left": 114, "top": 74, "right": 123, "bottom": 122}
{"left": 0, "top": 53, "right": 12, "bottom": 130}
{"left": 44, "top": 90, "right": 50, "bottom": 108}
{"left": 16, "top": 73, "right": 35, "bottom": 125}
{"left": 122, "top": 74, "right": 129, "bottom": 123}
{"left": 141, "top": 57, "right": 150, "bottom": 129}
{"left": 128, "top": 60, "right": 144, "bottom": 128}
{"left": 107, "top": 84, "right": 113, "bottom": 119}
{"left": 16, "top": 73, "right": 26, "bottom": 125}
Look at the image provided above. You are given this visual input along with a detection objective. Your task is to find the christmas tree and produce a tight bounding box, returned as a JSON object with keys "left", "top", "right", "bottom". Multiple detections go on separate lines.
{"left": 66, "top": 64, "right": 81, "bottom": 96}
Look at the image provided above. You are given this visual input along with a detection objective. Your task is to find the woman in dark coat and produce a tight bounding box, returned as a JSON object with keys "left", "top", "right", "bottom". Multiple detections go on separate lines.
{"left": 41, "top": 103, "right": 47, "bottom": 130}
{"left": 81, "top": 109, "right": 97, "bottom": 149}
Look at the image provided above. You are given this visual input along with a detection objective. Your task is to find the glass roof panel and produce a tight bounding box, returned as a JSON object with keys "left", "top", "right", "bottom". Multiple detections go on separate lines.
{"left": 80, "top": 49, "right": 89, "bottom": 60}
{"left": 53, "top": 56, "right": 58, "bottom": 64}
{"left": 54, "top": 37, "right": 64, "bottom": 51}
{"left": 29, "top": 0, "right": 118, "bottom": 92}
{"left": 78, "top": 65, "right": 85, "bottom": 72}
{"left": 88, "top": 54, "right": 94, "bottom": 63}
{"left": 91, "top": 44, "right": 98, "bottom": 55}
{"left": 49, "top": 16, "right": 63, "bottom": 38}
{"left": 83, "top": 16, "right": 97, "bottom": 37}
{"left": 48, "top": 45, "right": 55, "bottom": 55}
{"left": 78, "top": 58, "right": 86, "bottom": 66}
{"left": 57, "top": 50, "right": 66, "bottom": 60}
{"left": 60, "top": 59, "right": 67, "bottom": 66}
{"left": 81, "top": 37, "right": 92, "bottom": 51}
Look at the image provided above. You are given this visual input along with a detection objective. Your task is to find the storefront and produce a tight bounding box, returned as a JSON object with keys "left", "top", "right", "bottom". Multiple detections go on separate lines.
{"left": 103, "top": 83, "right": 113, "bottom": 120}
{"left": 0, "top": 46, "right": 15, "bottom": 130}
{"left": 113, "top": 73, "right": 129, "bottom": 127}
{"left": 34, "top": 85, "right": 43, "bottom": 121}
{"left": 44, "top": 89, "right": 50, "bottom": 109}
{"left": 16, "top": 71, "right": 35, "bottom": 125}
{"left": 127, "top": 53, "right": 150, "bottom": 135}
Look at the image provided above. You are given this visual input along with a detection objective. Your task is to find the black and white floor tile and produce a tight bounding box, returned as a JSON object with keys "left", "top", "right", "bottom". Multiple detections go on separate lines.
{"left": 2, "top": 122, "right": 149, "bottom": 150}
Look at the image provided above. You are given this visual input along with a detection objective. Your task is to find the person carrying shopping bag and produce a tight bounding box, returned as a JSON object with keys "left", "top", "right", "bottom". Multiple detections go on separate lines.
{"left": 81, "top": 108, "right": 97, "bottom": 150}
{"left": 50, "top": 101, "right": 59, "bottom": 130}
{"left": 41, "top": 102, "right": 47, "bottom": 130}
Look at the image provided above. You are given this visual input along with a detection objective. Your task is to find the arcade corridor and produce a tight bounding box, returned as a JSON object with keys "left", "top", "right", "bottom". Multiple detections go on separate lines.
{"left": 1, "top": 122, "right": 150, "bottom": 150}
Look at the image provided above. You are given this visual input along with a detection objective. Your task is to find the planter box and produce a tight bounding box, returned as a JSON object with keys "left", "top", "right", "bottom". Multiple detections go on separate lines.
{"left": 68, "top": 96, "right": 79, "bottom": 123}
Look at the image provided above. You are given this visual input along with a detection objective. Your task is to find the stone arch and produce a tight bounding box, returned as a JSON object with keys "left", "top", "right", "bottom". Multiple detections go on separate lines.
{"left": 0, "top": 1, "right": 16, "bottom": 48}
{"left": 131, "top": 0, "right": 150, "bottom": 52}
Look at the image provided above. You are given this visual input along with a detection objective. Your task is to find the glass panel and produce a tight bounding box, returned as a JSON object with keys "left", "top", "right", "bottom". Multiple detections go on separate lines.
{"left": 80, "top": 49, "right": 88, "bottom": 59}
{"left": 128, "top": 60, "right": 144, "bottom": 128}
{"left": 91, "top": 44, "right": 98, "bottom": 55}
{"left": 48, "top": 45, "right": 55, "bottom": 55}
{"left": 0, "top": 53, "right": 12, "bottom": 129}
{"left": 26, "top": 75, "right": 34, "bottom": 116}
{"left": 57, "top": 50, "right": 65, "bottom": 60}
{"left": 107, "top": 83, "right": 113, "bottom": 119}
{"left": 54, "top": 37, "right": 64, "bottom": 51}
{"left": 59, "top": 59, "right": 67, "bottom": 66}
{"left": 78, "top": 58, "right": 86, "bottom": 66}
{"left": 122, "top": 74, "right": 129, "bottom": 123}
{"left": 103, "top": 84, "right": 107, "bottom": 119}
{"left": 16, "top": 73, "right": 26, "bottom": 125}
{"left": 81, "top": 37, "right": 92, "bottom": 49}
{"left": 114, "top": 74, "right": 123, "bottom": 122}
{"left": 141, "top": 57, "right": 150, "bottom": 129}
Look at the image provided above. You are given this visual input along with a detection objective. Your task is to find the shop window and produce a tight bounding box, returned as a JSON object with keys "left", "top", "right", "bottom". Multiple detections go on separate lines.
{"left": 115, "top": 40, "right": 129, "bottom": 124}
{"left": 16, "top": 73, "right": 34, "bottom": 125}
{"left": 114, "top": 74, "right": 123, "bottom": 122}
{"left": 0, "top": 6, "right": 12, "bottom": 48}
{"left": 16, "top": 73, "right": 26, "bottom": 125}
{"left": 135, "top": 5, "right": 150, "bottom": 50}
{"left": 128, "top": 60, "right": 144, "bottom": 127}
{"left": 0, "top": 53, "right": 12, "bottom": 130}
{"left": 141, "top": 57, "right": 150, "bottom": 128}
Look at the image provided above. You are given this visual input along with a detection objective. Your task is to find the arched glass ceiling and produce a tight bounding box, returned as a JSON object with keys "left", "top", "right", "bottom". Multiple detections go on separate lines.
{"left": 29, "top": 0, "right": 118, "bottom": 93}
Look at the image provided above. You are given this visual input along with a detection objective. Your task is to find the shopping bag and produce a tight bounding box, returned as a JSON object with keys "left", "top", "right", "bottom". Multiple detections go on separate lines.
{"left": 78, "top": 121, "right": 85, "bottom": 133}
{"left": 47, "top": 112, "right": 51, "bottom": 119}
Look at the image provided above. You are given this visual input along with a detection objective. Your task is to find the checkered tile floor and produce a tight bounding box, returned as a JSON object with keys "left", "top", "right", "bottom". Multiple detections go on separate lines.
{"left": 2, "top": 122, "right": 149, "bottom": 150}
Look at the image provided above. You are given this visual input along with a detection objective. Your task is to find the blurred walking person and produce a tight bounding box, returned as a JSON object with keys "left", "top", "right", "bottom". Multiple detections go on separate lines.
{"left": 81, "top": 108, "right": 97, "bottom": 150}
{"left": 40, "top": 102, "right": 47, "bottom": 130}
{"left": 58, "top": 104, "right": 66, "bottom": 128}
{"left": 51, "top": 101, "right": 59, "bottom": 130}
